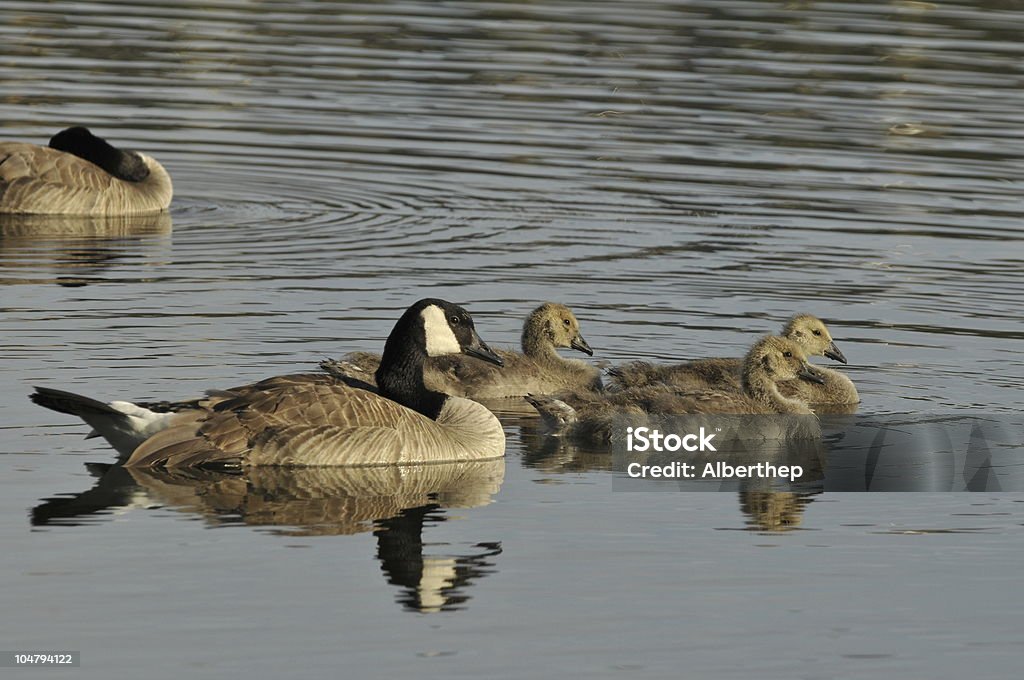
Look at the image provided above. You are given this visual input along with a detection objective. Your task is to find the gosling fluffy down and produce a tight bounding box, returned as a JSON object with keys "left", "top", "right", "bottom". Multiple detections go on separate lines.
{"left": 30, "top": 299, "right": 506, "bottom": 468}
{"left": 0, "top": 126, "right": 172, "bottom": 215}
{"left": 528, "top": 335, "right": 824, "bottom": 445}
{"left": 322, "top": 302, "right": 602, "bottom": 399}
{"left": 608, "top": 314, "right": 858, "bottom": 405}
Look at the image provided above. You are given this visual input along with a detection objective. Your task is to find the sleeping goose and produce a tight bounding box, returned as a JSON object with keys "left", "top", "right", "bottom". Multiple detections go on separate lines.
{"left": 0, "top": 126, "right": 172, "bottom": 215}
{"left": 322, "top": 302, "right": 601, "bottom": 399}
{"left": 528, "top": 336, "right": 824, "bottom": 445}
{"left": 608, "top": 314, "right": 858, "bottom": 405}
{"left": 30, "top": 299, "right": 506, "bottom": 468}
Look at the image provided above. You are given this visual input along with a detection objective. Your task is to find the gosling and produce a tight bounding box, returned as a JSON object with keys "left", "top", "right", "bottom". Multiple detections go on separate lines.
{"left": 608, "top": 314, "right": 858, "bottom": 405}
{"left": 528, "top": 336, "right": 824, "bottom": 445}
{"left": 321, "top": 302, "right": 601, "bottom": 399}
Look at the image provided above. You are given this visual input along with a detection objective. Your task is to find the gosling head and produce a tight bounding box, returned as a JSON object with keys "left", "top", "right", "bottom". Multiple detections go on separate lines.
{"left": 746, "top": 336, "right": 825, "bottom": 385}
{"left": 782, "top": 314, "right": 846, "bottom": 364}
{"left": 414, "top": 298, "right": 503, "bottom": 366}
{"left": 525, "top": 302, "right": 593, "bottom": 356}
{"left": 49, "top": 126, "right": 151, "bottom": 183}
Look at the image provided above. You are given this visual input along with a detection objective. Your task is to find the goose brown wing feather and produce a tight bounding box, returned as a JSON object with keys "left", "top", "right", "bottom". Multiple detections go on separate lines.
{"left": 1, "top": 145, "right": 108, "bottom": 213}
{"left": 127, "top": 379, "right": 410, "bottom": 467}
{"left": 125, "top": 376, "right": 504, "bottom": 468}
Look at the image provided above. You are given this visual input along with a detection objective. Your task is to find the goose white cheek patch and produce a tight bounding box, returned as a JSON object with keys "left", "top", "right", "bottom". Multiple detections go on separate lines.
{"left": 422, "top": 305, "right": 462, "bottom": 356}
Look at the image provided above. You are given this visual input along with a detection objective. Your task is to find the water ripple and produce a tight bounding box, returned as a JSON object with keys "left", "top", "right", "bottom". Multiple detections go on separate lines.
{"left": 1, "top": 0, "right": 1022, "bottom": 416}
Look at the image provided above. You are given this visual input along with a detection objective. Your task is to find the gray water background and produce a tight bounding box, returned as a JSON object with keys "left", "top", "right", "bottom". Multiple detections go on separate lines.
{"left": 1, "top": 1, "right": 1023, "bottom": 678}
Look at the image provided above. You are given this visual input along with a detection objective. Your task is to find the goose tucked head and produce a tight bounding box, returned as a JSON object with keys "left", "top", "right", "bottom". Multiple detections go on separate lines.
{"left": 743, "top": 336, "right": 825, "bottom": 387}
{"left": 782, "top": 314, "right": 847, "bottom": 364}
{"left": 522, "top": 302, "right": 593, "bottom": 357}
{"left": 49, "top": 126, "right": 151, "bottom": 183}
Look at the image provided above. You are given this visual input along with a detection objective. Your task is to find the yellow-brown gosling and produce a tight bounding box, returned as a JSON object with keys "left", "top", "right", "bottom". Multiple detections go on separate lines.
{"left": 608, "top": 314, "right": 858, "bottom": 405}
{"left": 528, "top": 336, "right": 824, "bottom": 445}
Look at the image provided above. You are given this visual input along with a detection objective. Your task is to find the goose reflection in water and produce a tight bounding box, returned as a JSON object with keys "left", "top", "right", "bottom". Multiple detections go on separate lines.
{"left": 32, "top": 459, "right": 504, "bottom": 613}
{"left": 374, "top": 506, "right": 502, "bottom": 613}
{"left": 0, "top": 211, "right": 171, "bottom": 287}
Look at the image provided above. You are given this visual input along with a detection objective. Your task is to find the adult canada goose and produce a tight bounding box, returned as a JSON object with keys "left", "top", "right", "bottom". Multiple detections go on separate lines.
{"left": 528, "top": 336, "right": 824, "bottom": 444}
{"left": 30, "top": 299, "right": 506, "bottom": 468}
{"left": 0, "top": 126, "right": 172, "bottom": 215}
{"left": 322, "top": 302, "right": 601, "bottom": 399}
{"left": 608, "top": 314, "right": 858, "bottom": 405}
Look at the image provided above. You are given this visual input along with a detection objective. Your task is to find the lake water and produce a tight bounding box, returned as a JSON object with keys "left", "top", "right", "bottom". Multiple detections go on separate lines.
{"left": 2, "top": 1, "right": 1023, "bottom": 677}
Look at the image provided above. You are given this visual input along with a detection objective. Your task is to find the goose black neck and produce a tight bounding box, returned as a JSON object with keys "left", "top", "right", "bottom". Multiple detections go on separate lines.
{"left": 376, "top": 333, "right": 448, "bottom": 421}
{"left": 49, "top": 127, "right": 150, "bottom": 182}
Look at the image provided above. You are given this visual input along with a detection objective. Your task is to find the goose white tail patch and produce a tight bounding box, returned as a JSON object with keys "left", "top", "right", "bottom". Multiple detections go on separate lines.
{"left": 422, "top": 305, "right": 462, "bottom": 357}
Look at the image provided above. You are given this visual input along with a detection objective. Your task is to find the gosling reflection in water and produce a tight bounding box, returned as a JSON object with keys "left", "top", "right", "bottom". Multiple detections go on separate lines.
{"left": 519, "top": 422, "right": 824, "bottom": 532}
{"left": 737, "top": 490, "right": 819, "bottom": 533}
{"left": 32, "top": 459, "right": 504, "bottom": 613}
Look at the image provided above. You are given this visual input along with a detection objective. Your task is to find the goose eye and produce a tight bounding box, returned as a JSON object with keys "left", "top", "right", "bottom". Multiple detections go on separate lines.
{"left": 783, "top": 351, "right": 792, "bottom": 357}
{"left": 450, "top": 315, "right": 460, "bottom": 325}
{"left": 812, "top": 329, "right": 822, "bottom": 336}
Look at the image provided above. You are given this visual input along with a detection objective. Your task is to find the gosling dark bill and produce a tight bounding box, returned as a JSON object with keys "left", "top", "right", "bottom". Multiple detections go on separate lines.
{"left": 824, "top": 340, "right": 847, "bottom": 364}
{"left": 570, "top": 334, "right": 594, "bottom": 356}
{"left": 798, "top": 364, "right": 826, "bottom": 385}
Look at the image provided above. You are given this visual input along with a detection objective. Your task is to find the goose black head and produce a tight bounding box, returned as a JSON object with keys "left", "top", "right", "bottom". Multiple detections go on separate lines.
{"left": 49, "top": 126, "right": 150, "bottom": 182}
{"left": 377, "top": 299, "right": 502, "bottom": 417}
{"left": 396, "top": 298, "right": 503, "bottom": 366}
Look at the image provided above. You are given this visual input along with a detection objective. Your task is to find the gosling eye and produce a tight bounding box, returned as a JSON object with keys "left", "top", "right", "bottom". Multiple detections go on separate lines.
{"left": 812, "top": 329, "right": 822, "bottom": 336}
{"left": 783, "top": 351, "right": 793, "bottom": 358}
{"left": 563, "top": 319, "right": 571, "bottom": 326}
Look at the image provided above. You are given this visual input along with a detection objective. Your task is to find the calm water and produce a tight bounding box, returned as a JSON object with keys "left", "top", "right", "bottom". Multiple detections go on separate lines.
{"left": 2, "top": 1, "right": 1023, "bottom": 677}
